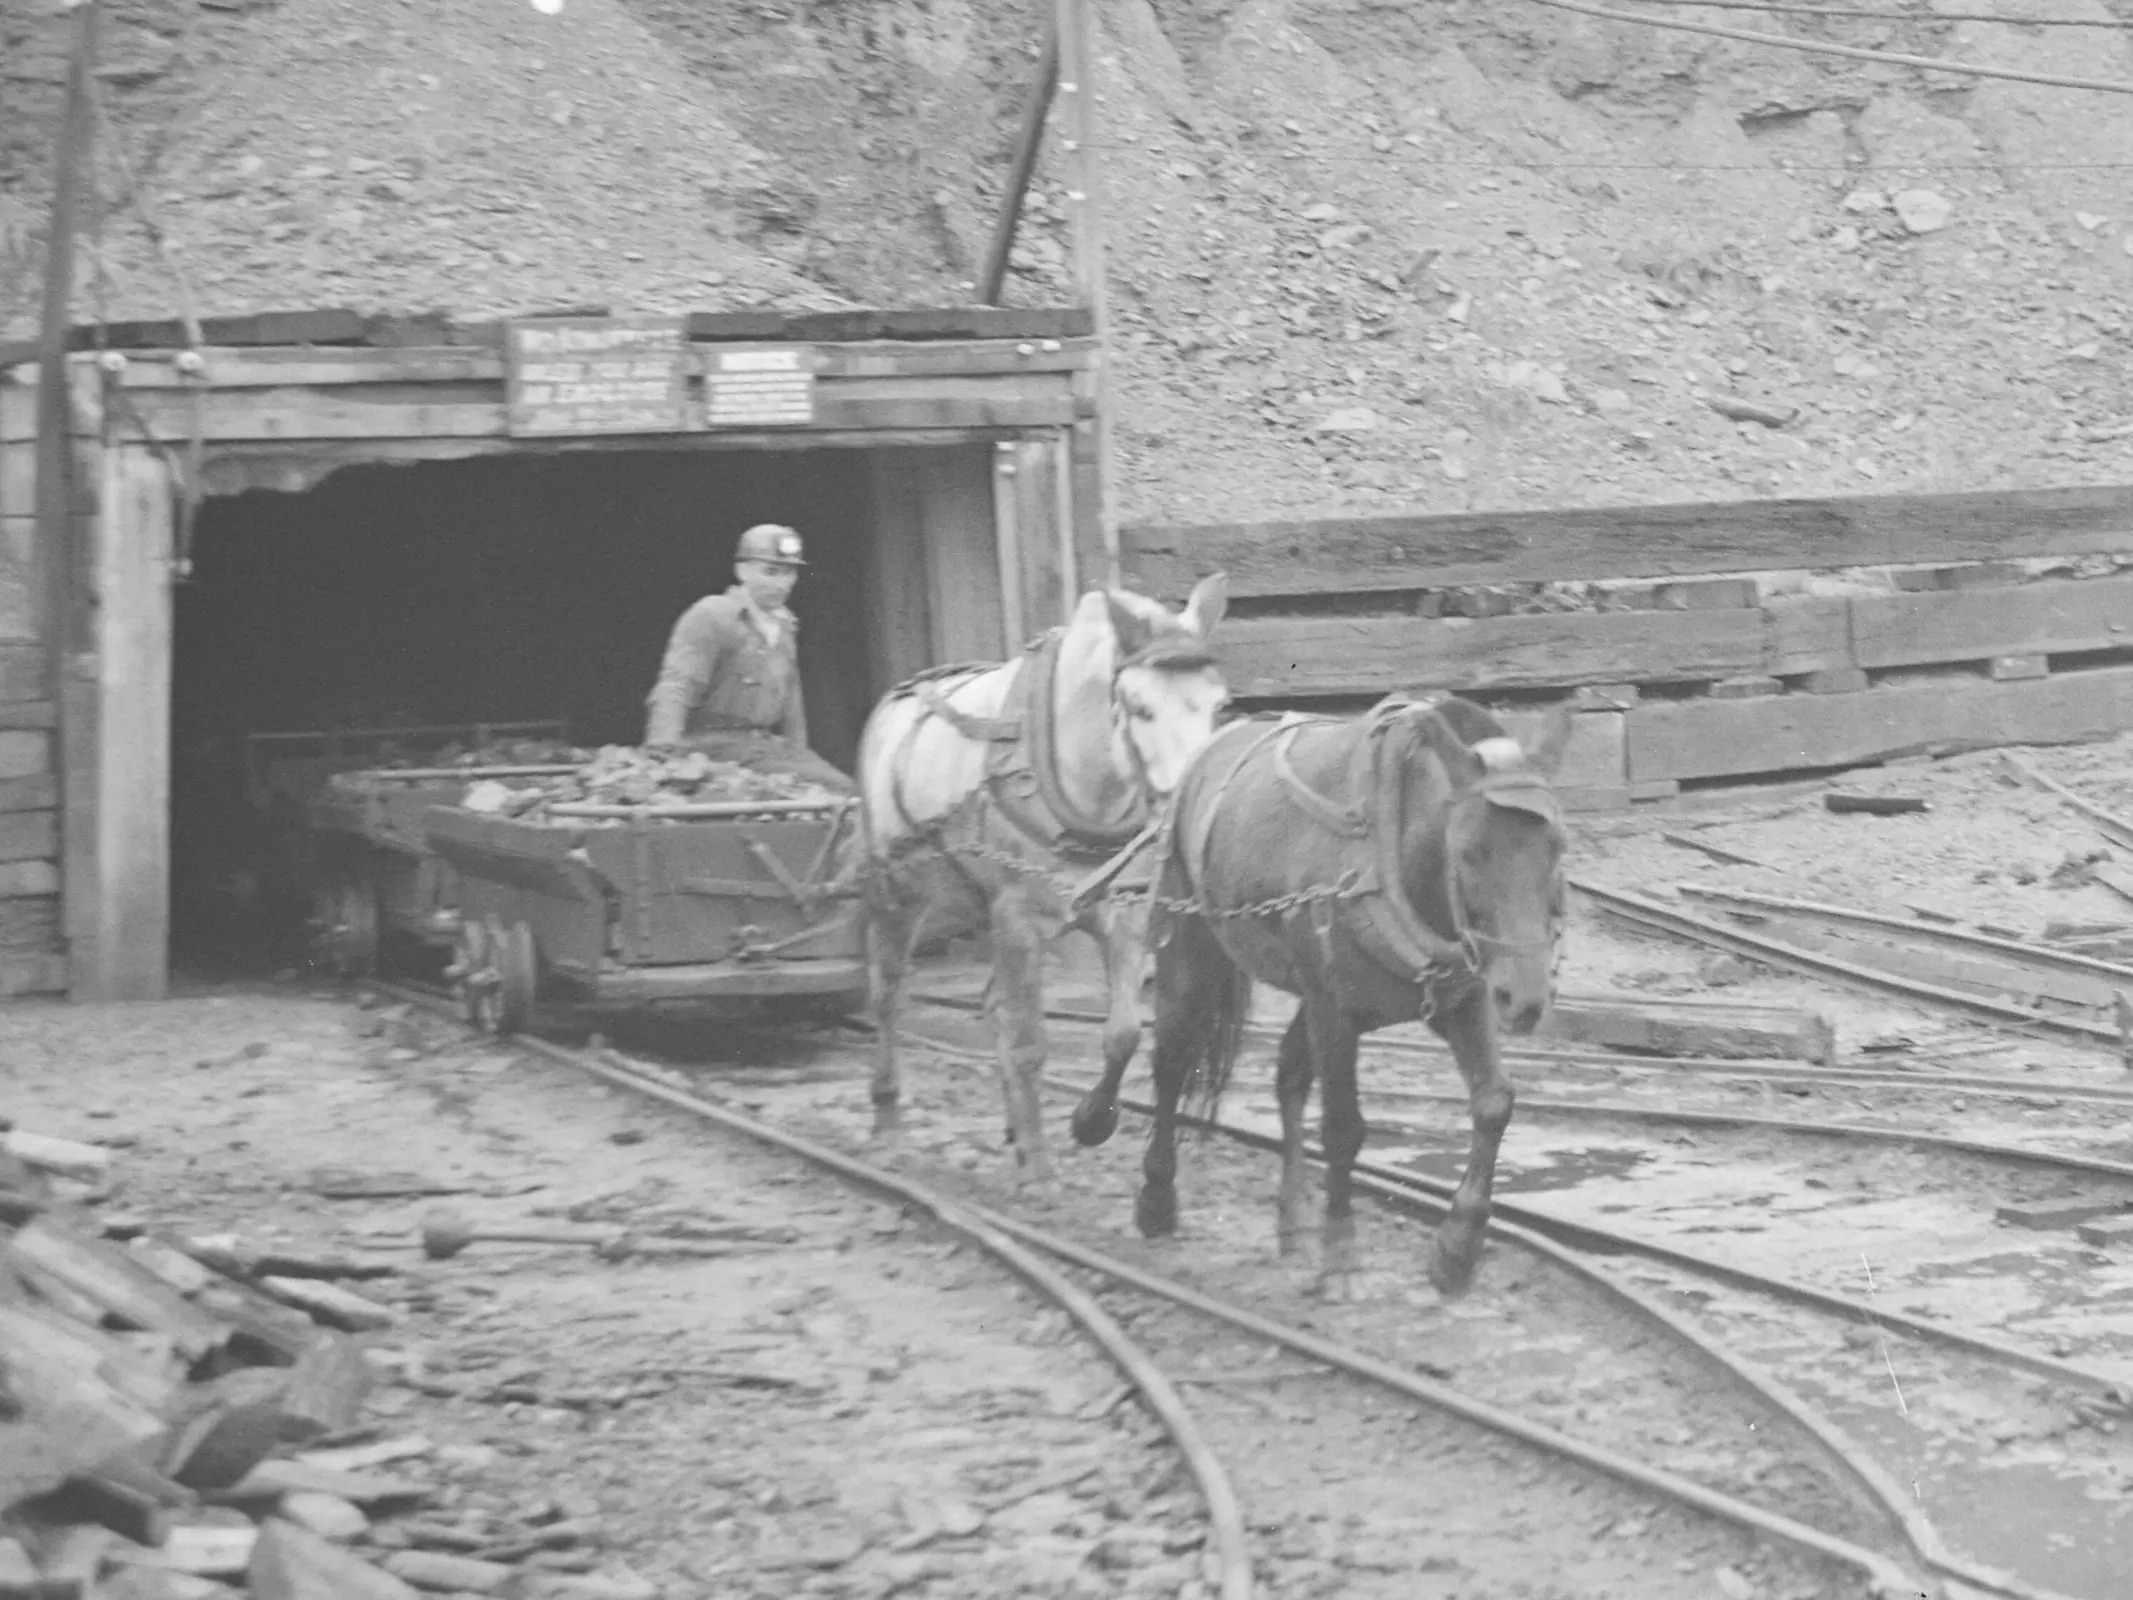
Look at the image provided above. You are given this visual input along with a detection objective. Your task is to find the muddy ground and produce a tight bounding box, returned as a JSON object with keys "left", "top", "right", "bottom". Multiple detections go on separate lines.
{"left": 11, "top": 733, "right": 2133, "bottom": 1595}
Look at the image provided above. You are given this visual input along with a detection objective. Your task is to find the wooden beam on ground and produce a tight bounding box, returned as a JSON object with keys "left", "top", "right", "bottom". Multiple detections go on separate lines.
{"left": 1120, "top": 485, "right": 2133, "bottom": 600}
{"left": 1999, "top": 750, "right": 2133, "bottom": 851}
{"left": 1627, "top": 665, "right": 2133, "bottom": 783}
{"left": 1851, "top": 573, "right": 2133, "bottom": 670}
{"left": 1214, "top": 607, "right": 1763, "bottom": 697}
{"left": 1544, "top": 991, "right": 1836, "bottom": 1064}
{"left": 979, "top": 28, "right": 1061, "bottom": 306}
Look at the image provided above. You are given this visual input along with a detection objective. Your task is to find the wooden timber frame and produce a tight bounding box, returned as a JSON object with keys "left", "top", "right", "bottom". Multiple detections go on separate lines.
{"left": 0, "top": 306, "right": 1102, "bottom": 1002}
{"left": 1123, "top": 488, "right": 2133, "bottom": 811}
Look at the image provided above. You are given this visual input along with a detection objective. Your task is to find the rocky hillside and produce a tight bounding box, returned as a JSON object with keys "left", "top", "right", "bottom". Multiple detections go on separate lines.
{"left": 8, "top": 0, "right": 2133, "bottom": 526}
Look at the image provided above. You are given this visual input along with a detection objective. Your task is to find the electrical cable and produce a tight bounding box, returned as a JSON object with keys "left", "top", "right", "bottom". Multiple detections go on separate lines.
{"left": 1521, "top": 0, "right": 2133, "bottom": 92}
{"left": 1653, "top": 0, "right": 2133, "bottom": 24}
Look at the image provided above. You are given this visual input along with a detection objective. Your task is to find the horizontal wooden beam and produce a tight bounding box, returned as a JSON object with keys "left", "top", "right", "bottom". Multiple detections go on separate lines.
{"left": 1124, "top": 486, "right": 2133, "bottom": 599}
{"left": 124, "top": 381, "right": 1076, "bottom": 442}
{"left": 1214, "top": 607, "right": 1762, "bottom": 697}
{"left": 108, "top": 339, "right": 1099, "bottom": 390}
{"left": 1626, "top": 663, "right": 2133, "bottom": 783}
{"left": 0, "top": 304, "right": 1095, "bottom": 366}
{"left": 1, "top": 644, "right": 48, "bottom": 702}
{"left": 1852, "top": 573, "right": 2133, "bottom": 670}
{"left": 0, "top": 809, "right": 57, "bottom": 863}
{"left": 0, "top": 773, "right": 56, "bottom": 813}
{"left": 0, "top": 702, "right": 56, "bottom": 730}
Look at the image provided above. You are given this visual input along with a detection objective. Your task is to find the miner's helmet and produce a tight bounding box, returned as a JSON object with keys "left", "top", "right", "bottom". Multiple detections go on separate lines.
{"left": 735, "top": 523, "right": 807, "bottom": 568}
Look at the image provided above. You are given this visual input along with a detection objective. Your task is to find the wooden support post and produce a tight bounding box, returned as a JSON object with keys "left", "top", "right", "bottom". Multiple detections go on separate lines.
{"left": 990, "top": 441, "right": 1028, "bottom": 652}
{"left": 977, "top": 29, "right": 1060, "bottom": 307}
{"left": 82, "top": 445, "right": 173, "bottom": 1000}
{"left": 1054, "top": 0, "right": 1116, "bottom": 591}
{"left": 36, "top": 3, "right": 99, "bottom": 1001}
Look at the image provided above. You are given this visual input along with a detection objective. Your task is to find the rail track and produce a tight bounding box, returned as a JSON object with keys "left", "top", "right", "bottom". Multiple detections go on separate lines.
{"left": 903, "top": 993, "right": 2133, "bottom": 1399}
{"left": 378, "top": 979, "right": 2121, "bottom": 1600}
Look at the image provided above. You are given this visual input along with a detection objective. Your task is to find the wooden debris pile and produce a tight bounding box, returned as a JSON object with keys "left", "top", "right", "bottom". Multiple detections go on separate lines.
{"left": 0, "top": 1131, "right": 645, "bottom": 1599}
{"left": 457, "top": 746, "right": 842, "bottom": 820}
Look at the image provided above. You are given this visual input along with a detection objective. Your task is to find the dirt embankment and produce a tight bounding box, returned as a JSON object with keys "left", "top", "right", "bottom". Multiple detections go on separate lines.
{"left": 9, "top": 0, "right": 2133, "bottom": 527}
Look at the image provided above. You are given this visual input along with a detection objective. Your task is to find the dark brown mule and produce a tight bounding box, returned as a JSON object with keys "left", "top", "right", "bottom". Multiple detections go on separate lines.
{"left": 1073, "top": 694, "right": 1570, "bottom": 1297}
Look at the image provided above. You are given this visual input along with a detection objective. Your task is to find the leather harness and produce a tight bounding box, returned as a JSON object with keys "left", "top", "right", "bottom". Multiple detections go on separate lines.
{"left": 887, "top": 625, "right": 1215, "bottom": 868}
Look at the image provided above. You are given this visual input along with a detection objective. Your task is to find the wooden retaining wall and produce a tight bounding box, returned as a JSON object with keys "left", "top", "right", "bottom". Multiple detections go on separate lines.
{"left": 1121, "top": 488, "right": 2133, "bottom": 809}
{"left": 0, "top": 376, "right": 61, "bottom": 998}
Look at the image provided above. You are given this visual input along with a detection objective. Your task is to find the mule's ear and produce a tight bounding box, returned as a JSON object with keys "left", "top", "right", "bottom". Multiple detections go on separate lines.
{"left": 1105, "top": 590, "right": 1157, "bottom": 660}
{"left": 1521, "top": 704, "right": 1577, "bottom": 779}
{"left": 1180, "top": 572, "right": 1228, "bottom": 637}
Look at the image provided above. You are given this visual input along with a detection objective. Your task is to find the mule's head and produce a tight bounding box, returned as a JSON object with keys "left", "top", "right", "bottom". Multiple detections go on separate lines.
{"left": 1440, "top": 709, "right": 1571, "bottom": 1035}
{"left": 1099, "top": 573, "right": 1230, "bottom": 797}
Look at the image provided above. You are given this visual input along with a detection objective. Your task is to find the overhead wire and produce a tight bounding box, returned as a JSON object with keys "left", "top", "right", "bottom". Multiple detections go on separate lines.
{"left": 1653, "top": 0, "right": 2133, "bottom": 23}
{"left": 1520, "top": 0, "right": 2133, "bottom": 91}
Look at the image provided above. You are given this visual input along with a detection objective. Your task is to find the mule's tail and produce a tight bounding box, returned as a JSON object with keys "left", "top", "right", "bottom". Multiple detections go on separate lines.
{"left": 1181, "top": 945, "right": 1254, "bottom": 1133}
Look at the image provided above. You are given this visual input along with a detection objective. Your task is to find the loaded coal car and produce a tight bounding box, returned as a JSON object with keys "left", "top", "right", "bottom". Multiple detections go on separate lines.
{"left": 305, "top": 733, "right": 589, "bottom": 977}
{"left": 422, "top": 746, "right": 867, "bottom": 1032}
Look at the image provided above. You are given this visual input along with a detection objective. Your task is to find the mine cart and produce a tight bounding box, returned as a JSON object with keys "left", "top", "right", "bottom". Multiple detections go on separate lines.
{"left": 422, "top": 798, "right": 867, "bottom": 1033}
{"left": 305, "top": 760, "right": 583, "bottom": 977}
{"left": 243, "top": 719, "right": 570, "bottom": 819}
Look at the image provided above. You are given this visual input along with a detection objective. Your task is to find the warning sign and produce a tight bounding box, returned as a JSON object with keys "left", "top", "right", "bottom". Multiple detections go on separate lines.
{"left": 704, "top": 346, "right": 818, "bottom": 427}
{"left": 505, "top": 317, "right": 690, "bottom": 437}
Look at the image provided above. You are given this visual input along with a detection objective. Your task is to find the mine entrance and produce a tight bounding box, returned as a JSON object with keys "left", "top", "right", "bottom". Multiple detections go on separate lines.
{"left": 167, "top": 441, "right": 1001, "bottom": 974}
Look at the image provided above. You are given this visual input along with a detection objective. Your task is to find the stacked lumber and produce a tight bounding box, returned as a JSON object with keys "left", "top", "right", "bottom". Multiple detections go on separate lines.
{"left": 0, "top": 1130, "right": 433, "bottom": 1600}
{"left": 1127, "top": 496, "right": 2133, "bottom": 805}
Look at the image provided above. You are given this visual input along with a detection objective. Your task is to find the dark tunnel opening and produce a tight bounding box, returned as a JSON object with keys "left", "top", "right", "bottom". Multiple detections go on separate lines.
{"left": 168, "top": 445, "right": 911, "bottom": 978}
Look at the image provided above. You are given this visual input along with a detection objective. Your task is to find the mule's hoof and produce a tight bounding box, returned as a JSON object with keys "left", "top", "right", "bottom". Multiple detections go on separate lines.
{"left": 1309, "top": 1268, "right": 1359, "bottom": 1304}
{"left": 869, "top": 1105, "right": 903, "bottom": 1143}
{"left": 1069, "top": 1098, "right": 1119, "bottom": 1148}
{"left": 1427, "top": 1236, "right": 1483, "bottom": 1300}
{"left": 1134, "top": 1187, "right": 1178, "bottom": 1239}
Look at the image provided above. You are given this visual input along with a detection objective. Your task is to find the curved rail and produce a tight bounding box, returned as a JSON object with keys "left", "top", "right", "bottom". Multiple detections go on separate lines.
{"left": 381, "top": 984, "right": 1934, "bottom": 1599}
{"left": 893, "top": 1027, "right": 2098, "bottom": 1600}
{"left": 919, "top": 1009, "right": 2133, "bottom": 1404}
{"left": 914, "top": 991, "right": 2133, "bottom": 1111}
{"left": 911, "top": 995, "right": 2133, "bottom": 1185}
{"left": 378, "top": 985, "right": 1255, "bottom": 1600}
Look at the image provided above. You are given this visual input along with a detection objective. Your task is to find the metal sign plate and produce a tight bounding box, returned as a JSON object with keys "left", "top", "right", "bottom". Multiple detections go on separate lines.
{"left": 703, "top": 345, "right": 819, "bottom": 427}
{"left": 505, "top": 316, "right": 690, "bottom": 437}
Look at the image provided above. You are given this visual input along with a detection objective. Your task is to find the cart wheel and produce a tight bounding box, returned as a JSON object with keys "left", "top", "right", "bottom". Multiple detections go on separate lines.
{"left": 453, "top": 919, "right": 497, "bottom": 1030}
{"left": 314, "top": 877, "right": 380, "bottom": 979}
{"left": 492, "top": 920, "right": 538, "bottom": 1035}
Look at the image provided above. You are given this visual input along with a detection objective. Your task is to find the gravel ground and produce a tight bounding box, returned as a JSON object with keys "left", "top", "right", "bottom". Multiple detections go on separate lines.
{"left": 11, "top": 0, "right": 2133, "bottom": 522}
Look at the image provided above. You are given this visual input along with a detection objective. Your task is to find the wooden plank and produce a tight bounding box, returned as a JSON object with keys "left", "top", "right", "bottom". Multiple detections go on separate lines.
{"left": 80, "top": 307, "right": 371, "bottom": 350}
{"left": 0, "top": 518, "right": 31, "bottom": 641}
{"left": 126, "top": 385, "right": 1074, "bottom": 442}
{"left": 83, "top": 445, "right": 173, "bottom": 1000}
{"left": 1213, "top": 607, "right": 1761, "bottom": 698}
{"left": 1627, "top": 663, "right": 2133, "bottom": 783}
{"left": 0, "top": 860, "right": 60, "bottom": 895}
{"left": 1121, "top": 485, "right": 2133, "bottom": 600}
{"left": 0, "top": 810, "right": 56, "bottom": 861}
{"left": 687, "top": 305, "right": 1092, "bottom": 343}
{"left": 1763, "top": 595, "right": 1853, "bottom": 676}
{"left": 1493, "top": 707, "right": 1626, "bottom": 790}
{"left": 1852, "top": 573, "right": 2133, "bottom": 669}
{"left": 0, "top": 700, "right": 54, "bottom": 731}
{"left": 0, "top": 773, "right": 55, "bottom": 812}
{"left": 920, "top": 444, "right": 1007, "bottom": 664}
{"left": 0, "top": 439, "right": 31, "bottom": 519}
{"left": 1001, "top": 436, "right": 1072, "bottom": 639}
{"left": 990, "top": 443, "right": 1027, "bottom": 653}
{"left": 114, "top": 339, "right": 1099, "bottom": 390}
{"left": 0, "top": 895, "right": 57, "bottom": 953}
{"left": 0, "top": 953, "right": 64, "bottom": 995}
{"left": 1544, "top": 991, "right": 1835, "bottom": 1063}
{"left": 0, "top": 641, "right": 48, "bottom": 699}
{"left": 0, "top": 730, "right": 49, "bottom": 775}
{"left": 861, "top": 452, "right": 935, "bottom": 689}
